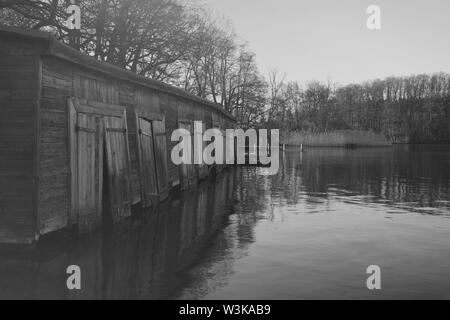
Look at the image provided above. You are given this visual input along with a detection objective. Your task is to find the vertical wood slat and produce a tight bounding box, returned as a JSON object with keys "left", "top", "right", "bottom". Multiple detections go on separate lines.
{"left": 0, "top": 55, "right": 37, "bottom": 243}
{"left": 197, "top": 121, "right": 208, "bottom": 180}
{"left": 123, "top": 110, "right": 133, "bottom": 206}
{"left": 104, "top": 112, "right": 133, "bottom": 223}
{"left": 98, "top": 119, "right": 104, "bottom": 216}
{"left": 68, "top": 100, "right": 78, "bottom": 226}
{"left": 135, "top": 113, "right": 144, "bottom": 206}
{"left": 152, "top": 118, "right": 169, "bottom": 201}
{"left": 135, "top": 110, "right": 143, "bottom": 206}
{"left": 33, "top": 56, "right": 42, "bottom": 240}
{"left": 104, "top": 117, "right": 114, "bottom": 221}
{"left": 185, "top": 122, "right": 198, "bottom": 187}
{"left": 178, "top": 121, "right": 190, "bottom": 191}
{"left": 136, "top": 113, "right": 159, "bottom": 207}
{"left": 76, "top": 113, "right": 103, "bottom": 232}
{"left": 78, "top": 114, "right": 86, "bottom": 228}
{"left": 68, "top": 98, "right": 104, "bottom": 233}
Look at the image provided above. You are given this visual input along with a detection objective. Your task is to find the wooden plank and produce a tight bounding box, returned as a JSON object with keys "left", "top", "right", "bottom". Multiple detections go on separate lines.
{"left": 42, "top": 71, "right": 72, "bottom": 91}
{"left": 135, "top": 112, "right": 144, "bottom": 206}
{"left": 98, "top": 119, "right": 104, "bottom": 218}
{"left": 0, "top": 55, "right": 37, "bottom": 243}
{"left": 0, "top": 76, "right": 36, "bottom": 89}
{"left": 73, "top": 98, "right": 126, "bottom": 117}
{"left": 135, "top": 109, "right": 164, "bottom": 122}
{"left": 125, "top": 107, "right": 140, "bottom": 205}
{"left": 178, "top": 121, "right": 190, "bottom": 191}
{"left": 71, "top": 109, "right": 103, "bottom": 233}
{"left": 197, "top": 121, "right": 208, "bottom": 180}
{"left": 152, "top": 118, "right": 169, "bottom": 201}
{"left": 68, "top": 99, "right": 78, "bottom": 226}
{"left": 178, "top": 120, "right": 198, "bottom": 189}
{"left": 104, "top": 113, "right": 132, "bottom": 223}
{"left": 0, "top": 56, "right": 35, "bottom": 66}
{"left": 136, "top": 115, "right": 159, "bottom": 207}
{"left": 123, "top": 110, "right": 133, "bottom": 207}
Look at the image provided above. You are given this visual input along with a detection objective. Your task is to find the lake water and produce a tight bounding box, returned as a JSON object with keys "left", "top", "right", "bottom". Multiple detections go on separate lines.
{"left": 1, "top": 145, "right": 449, "bottom": 299}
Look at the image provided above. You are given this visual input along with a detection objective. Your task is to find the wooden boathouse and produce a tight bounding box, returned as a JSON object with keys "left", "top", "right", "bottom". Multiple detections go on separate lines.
{"left": 0, "top": 26, "right": 236, "bottom": 244}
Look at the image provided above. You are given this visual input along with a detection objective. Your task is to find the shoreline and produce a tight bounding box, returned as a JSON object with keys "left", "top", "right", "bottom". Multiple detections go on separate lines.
{"left": 280, "top": 142, "right": 450, "bottom": 148}
{"left": 280, "top": 130, "right": 450, "bottom": 148}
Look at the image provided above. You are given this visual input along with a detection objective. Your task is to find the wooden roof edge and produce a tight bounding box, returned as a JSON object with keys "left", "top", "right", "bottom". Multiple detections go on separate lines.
{"left": 0, "top": 25, "right": 236, "bottom": 122}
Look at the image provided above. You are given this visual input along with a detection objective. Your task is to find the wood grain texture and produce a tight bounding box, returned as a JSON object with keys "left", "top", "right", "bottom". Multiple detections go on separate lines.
{"left": 136, "top": 115, "right": 159, "bottom": 207}
{"left": 178, "top": 121, "right": 198, "bottom": 190}
{"left": 0, "top": 55, "right": 37, "bottom": 243}
{"left": 152, "top": 118, "right": 169, "bottom": 201}
{"left": 104, "top": 113, "right": 133, "bottom": 222}
{"left": 38, "top": 59, "right": 72, "bottom": 236}
{"left": 1, "top": 38, "right": 236, "bottom": 242}
{"left": 74, "top": 111, "right": 103, "bottom": 233}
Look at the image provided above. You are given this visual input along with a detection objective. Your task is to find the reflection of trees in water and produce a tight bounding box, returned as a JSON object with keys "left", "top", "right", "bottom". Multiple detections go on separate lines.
{"left": 233, "top": 167, "right": 272, "bottom": 243}
{"left": 2, "top": 147, "right": 448, "bottom": 299}
{"left": 172, "top": 167, "right": 281, "bottom": 299}
{"left": 280, "top": 146, "right": 450, "bottom": 209}
{"left": 105, "top": 170, "right": 241, "bottom": 299}
{"left": 270, "top": 150, "right": 303, "bottom": 206}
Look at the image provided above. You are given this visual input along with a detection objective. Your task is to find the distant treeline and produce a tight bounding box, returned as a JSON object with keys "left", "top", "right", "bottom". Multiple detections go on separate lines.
{"left": 265, "top": 73, "right": 450, "bottom": 143}
{"left": 1, "top": 1, "right": 449, "bottom": 142}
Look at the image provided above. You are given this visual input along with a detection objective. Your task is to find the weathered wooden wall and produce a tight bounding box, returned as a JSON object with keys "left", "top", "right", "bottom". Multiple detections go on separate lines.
{"left": 39, "top": 58, "right": 72, "bottom": 235}
{"left": 36, "top": 55, "right": 235, "bottom": 240}
{"left": 0, "top": 38, "right": 40, "bottom": 243}
{"left": 0, "top": 29, "right": 235, "bottom": 243}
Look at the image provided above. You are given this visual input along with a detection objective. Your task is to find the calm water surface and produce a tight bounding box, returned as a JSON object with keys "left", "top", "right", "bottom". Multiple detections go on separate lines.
{"left": 1, "top": 145, "right": 449, "bottom": 299}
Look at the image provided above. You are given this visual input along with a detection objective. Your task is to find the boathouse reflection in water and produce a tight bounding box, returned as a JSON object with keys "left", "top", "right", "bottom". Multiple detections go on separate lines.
{"left": 0, "top": 168, "right": 238, "bottom": 299}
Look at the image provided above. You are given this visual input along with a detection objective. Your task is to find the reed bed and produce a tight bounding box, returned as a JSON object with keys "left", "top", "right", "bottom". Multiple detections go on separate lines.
{"left": 281, "top": 130, "right": 390, "bottom": 147}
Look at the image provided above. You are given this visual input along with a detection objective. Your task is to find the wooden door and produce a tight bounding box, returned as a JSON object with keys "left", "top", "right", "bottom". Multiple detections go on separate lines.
{"left": 152, "top": 119, "right": 169, "bottom": 201}
{"left": 213, "top": 124, "right": 223, "bottom": 173}
{"left": 178, "top": 121, "right": 190, "bottom": 190}
{"left": 104, "top": 111, "right": 133, "bottom": 223}
{"left": 179, "top": 121, "right": 197, "bottom": 190}
{"left": 196, "top": 122, "right": 209, "bottom": 180}
{"left": 136, "top": 116, "right": 159, "bottom": 207}
{"left": 69, "top": 104, "right": 104, "bottom": 233}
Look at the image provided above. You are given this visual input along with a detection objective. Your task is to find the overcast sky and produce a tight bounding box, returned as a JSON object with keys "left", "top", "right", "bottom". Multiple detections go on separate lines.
{"left": 204, "top": 0, "right": 450, "bottom": 85}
